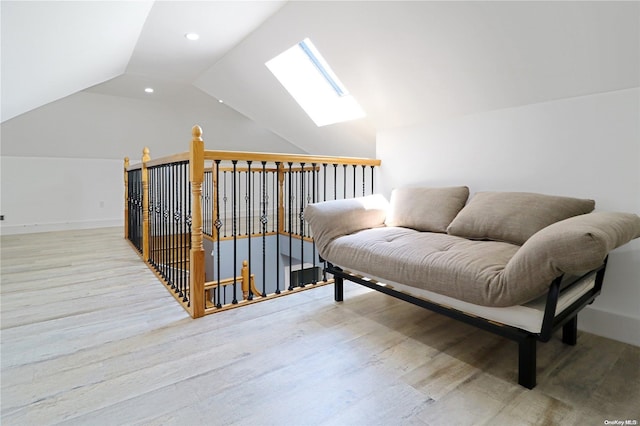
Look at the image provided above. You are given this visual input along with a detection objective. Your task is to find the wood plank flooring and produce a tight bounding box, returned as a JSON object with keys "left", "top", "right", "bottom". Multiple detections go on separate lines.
{"left": 1, "top": 228, "right": 638, "bottom": 425}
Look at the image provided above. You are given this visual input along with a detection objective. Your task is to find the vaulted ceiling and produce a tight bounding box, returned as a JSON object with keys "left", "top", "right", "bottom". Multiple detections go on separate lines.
{"left": 2, "top": 1, "right": 638, "bottom": 157}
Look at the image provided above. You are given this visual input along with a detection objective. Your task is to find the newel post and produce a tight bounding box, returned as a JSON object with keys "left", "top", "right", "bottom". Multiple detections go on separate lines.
{"left": 124, "top": 157, "right": 130, "bottom": 239}
{"left": 141, "top": 147, "right": 151, "bottom": 260}
{"left": 189, "top": 125, "right": 206, "bottom": 318}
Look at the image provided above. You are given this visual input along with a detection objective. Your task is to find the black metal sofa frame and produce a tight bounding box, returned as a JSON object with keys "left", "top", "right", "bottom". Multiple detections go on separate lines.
{"left": 325, "top": 257, "right": 607, "bottom": 389}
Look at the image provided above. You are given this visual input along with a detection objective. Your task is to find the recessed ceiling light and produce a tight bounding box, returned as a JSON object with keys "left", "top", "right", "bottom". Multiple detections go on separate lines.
{"left": 218, "top": 99, "right": 223, "bottom": 103}
{"left": 144, "top": 87, "right": 154, "bottom": 93}
{"left": 185, "top": 33, "right": 200, "bottom": 41}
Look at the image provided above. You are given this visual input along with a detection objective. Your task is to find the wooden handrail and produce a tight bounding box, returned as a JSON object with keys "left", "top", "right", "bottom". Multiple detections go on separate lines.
{"left": 211, "top": 165, "right": 317, "bottom": 173}
{"left": 126, "top": 152, "right": 189, "bottom": 171}
{"left": 128, "top": 150, "right": 379, "bottom": 171}
{"left": 204, "top": 150, "right": 381, "bottom": 167}
{"left": 127, "top": 151, "right": 381, "bottom": 170}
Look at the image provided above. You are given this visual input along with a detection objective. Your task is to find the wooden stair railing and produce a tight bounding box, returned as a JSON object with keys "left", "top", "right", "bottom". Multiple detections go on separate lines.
{"left": 125, "top": 124, "right": 381, "bottom": 318}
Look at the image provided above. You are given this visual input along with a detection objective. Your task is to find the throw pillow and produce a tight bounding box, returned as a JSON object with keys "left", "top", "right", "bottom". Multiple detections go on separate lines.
{"left": 385, "top": 186, "right": 470, "bottom": 233}
{"left": 447, "top": 191, "right": 595, "bottom": 245}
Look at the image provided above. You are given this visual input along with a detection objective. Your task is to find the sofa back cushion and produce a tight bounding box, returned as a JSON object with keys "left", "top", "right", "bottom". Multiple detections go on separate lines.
{"left": 447, "top": 191, "right": 595, "bottom": 245}
{"left": 305, "top": 194, "right": 389, "bottom": 254}
{"left": 385, "top": 186, "right": 469, "bottom": 233}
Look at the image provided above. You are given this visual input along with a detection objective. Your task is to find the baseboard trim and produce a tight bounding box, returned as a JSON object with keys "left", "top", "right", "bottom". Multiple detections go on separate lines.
{"left": 0, "top": 219, "right": 123, "bottom": 235}
{"left": 578, "top": 306, "right": 640, "bottom": 347}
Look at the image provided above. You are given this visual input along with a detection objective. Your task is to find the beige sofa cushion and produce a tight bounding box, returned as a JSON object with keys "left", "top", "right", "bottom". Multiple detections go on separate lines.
{"left": 318, "top": 212, "right": 640, "bottom": 307}
{"left": 504, "top": 212, "right": 640, "bottom": 281}
{"left": 385, "top": 186, "right": 469, "bottom": 233}
{"left": 447, "top": 191, "right": 595, "bottom": 245}
{"left": 305, "top": 194, "right": 389, "bottom": 253}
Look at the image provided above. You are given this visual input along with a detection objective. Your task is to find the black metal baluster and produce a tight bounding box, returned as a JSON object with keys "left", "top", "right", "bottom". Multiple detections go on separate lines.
{"left": 169, "top": 164, "right": 178, "bottom": 297}
{"left": 128, "top": 170, "right": 136, "bottom": 251}
{"left": 155, "top": 168, "right": 161, "bottom": 272}
{"left": 156, "top": 167, "right": 161, "bottom": 269}
{"left": 174, "top": 164, "right": 180, "bottom": 297}
{"left": 292, "top": 169, "right": 297, "bottom": 236}
{"left": 299, "top": 163, "right": 305, "bottom": 288}
{"left": 243, "top": 169, "right": 248, "bottom": 237}
{"left": 151, "top": 168, "right": 155, "bottom": 265}
{"left": 232, "top": 160, "right": 238, "bottom": 304}
{"left": 223, "top": 171, "right": 228, "bottom": 238}
{"left": 311, "top": 163, "right": 317, "bottom": 284}
{"left": 261, "top": 161, "right": 267, "bottom": 297}
{"left": 176, "top": 164, "right": 182, "bottom": 298}
{"left": 167, "top": 165, "right": 172, "bottom": 288}
{"left": 321, "top": 165, "right": 328, "bottom": 282}
{"left": 214, "top": 160, "right": 222, "bottom": 308}
{"left": 128, "top": 171, "right": 132, "bottom": 248}
{"left": 202, "top": 171, "right": 209, "bottom": 236}
{"left": 352, "top": 164, "right": 357, "bottom": 198}
{"left": 148, "top": 168, "right": 153, "bottom": 265}
{"left": 138, "top": 169, "right": 142, "bottom": 251}
{"left": 252, "top": 170, "right": 257, "bottom": 236}
{"left": 126, "top": 170, "right": 135, "bottom": 246}
{"left": 247, "top": 161, "right": 253, "bottom": 300}
{"left": 185, "top": 161, "right": 190, "bottom": 304}
{"left": 154, "top": 167, "right": 159, "bottom": 269}
{"left": 166, "top": 165, "right": 171, "bottom": 287}
{"left": 361, "top": 165, "right": 366, "bottom": 196}
{"left": 133, "top": 171, "right": 136, "bottom": 250}
{"left": 181, "top": 162, "right": 186, "bottom": 302}
{"left": 288, "top": 162, "right": 293, "bottom": 291}
{"left": 162, "top": 166, "right": 176, "bottom": 290}
{"left": 343, "top": 164, "right": 347, "bottom": 199}
{"left": 174, "top": 165, "right": 178, "bottom": 297}
{"left": 155, "top": 168, "right": 159, "bottom": 269}
{"left": 271, "top": 169, "right": 276, "bottom": 233}
{"left": 371, "top": 165, "right": 375, "bottom": 194}
{"left": 322, "top": 164, "right": 327, "bottom": 202}
{"left": 333, "top": 164, "right": 338, "bottom": 200}
{"left": 275, "top": 162, "right": 281, "bottom": 294}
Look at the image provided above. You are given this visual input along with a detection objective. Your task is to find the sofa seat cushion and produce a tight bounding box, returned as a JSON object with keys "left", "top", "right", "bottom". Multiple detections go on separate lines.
{"left": 322, "top": 226, "right": 525, "bottom": 307}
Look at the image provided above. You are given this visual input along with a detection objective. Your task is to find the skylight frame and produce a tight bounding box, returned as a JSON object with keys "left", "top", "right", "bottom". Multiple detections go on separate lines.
{"left": 266, "top": 38, "right": 365, "bottom": 127}
{"left": 298, "top": 39, "right": 346, "bottom": 97}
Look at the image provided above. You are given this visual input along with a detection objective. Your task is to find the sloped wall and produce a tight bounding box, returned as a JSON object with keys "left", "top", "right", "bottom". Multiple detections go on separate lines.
{"left": 0, "top": 90, "right": 303, "bottom": 234}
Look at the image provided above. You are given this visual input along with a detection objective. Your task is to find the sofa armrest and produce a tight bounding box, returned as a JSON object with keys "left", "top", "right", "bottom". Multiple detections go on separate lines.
{"left": 504, "top": 212, "right": 640, "bottom": 290}
{"left": 305, "top": 194, "right": 389, "bottom": 256}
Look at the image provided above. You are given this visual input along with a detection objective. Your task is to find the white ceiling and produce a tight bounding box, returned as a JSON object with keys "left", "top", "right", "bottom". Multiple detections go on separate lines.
{"left": 2, "top": 1, "right": 638, "bottom": 157}
{"left": 1, "top": 1, "right": 286, "bottom": 120}
{"left": 195, "top": 1, "right": 639, "bottom": 155}
{"left": 1, "top": 1, "right": 153, "bottom": 122}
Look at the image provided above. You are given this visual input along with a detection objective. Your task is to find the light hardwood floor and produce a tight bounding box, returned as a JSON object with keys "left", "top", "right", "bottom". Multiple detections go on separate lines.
{"left": 1, "top": 228, "right": 638, "bottom": 425}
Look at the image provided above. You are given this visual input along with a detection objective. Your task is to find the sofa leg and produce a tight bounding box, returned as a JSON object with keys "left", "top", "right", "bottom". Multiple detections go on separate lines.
{"left": 334, "top": 276, "right": 344, "bottom": 302}
{"left": 562, "top": 316, "right": 578, "bottom": 346}
{"left": 518, "top": 335, "right": 536, "bottom": 389}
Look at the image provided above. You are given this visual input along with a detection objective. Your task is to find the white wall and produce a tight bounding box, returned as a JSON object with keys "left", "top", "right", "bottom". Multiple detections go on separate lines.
{"left": 0, "top": 156, "right": 123, "bottom": 234}
{"left": 0, "top": 90, "right": 304, "bottom": 234}
{"left": 377, "top": 88, "right": 640, "bottom": 346}
{"left": 1, "top": 90, "right": 305, "bottom": 160}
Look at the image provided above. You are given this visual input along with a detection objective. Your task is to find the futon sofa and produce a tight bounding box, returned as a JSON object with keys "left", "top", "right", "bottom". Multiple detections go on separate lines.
{"left": 305, "top": 187, "right": 640, "bottom": 388}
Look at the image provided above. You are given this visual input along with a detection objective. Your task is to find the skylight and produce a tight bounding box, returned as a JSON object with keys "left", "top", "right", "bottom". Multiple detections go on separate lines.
{"left": 266, "top": 38, "right": 365, "bottom": 127}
